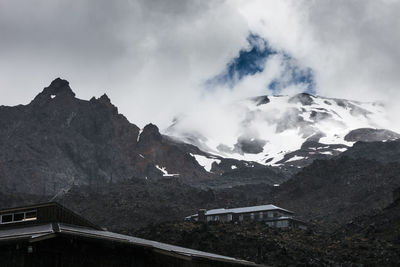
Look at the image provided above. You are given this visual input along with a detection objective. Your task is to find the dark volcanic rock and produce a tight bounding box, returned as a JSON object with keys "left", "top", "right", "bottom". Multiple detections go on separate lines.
{"left": 340, "top": 139, "right": 400, "bottom": 163}
{"left": 31, "top": 78, "right": 76, "bottom": 105}
{"left": 233, "top": 136, "right": 266, "bottom": 154}
{"left": 135, "top": 208, "right": 400, "bottom": 267}
{"left": 0, "top": 78, "right": 287, "bottom": 196}
{"left": 134, "top": 188, "right": 400, "bottom": 266}
{"left": 272, "top": 156, "right": 400, "bottom": 229}
{"left": 205, "top": 158, "right": 288, "bottom": 188}
{"left": 276, "top": 140, "right": 348, "bottom": 168}
{"left": 344, "top": 127, "right": 400, "bottom": 142}
{"left": 56, "top": 178, "right": 275, "bottom": 231}
{"left": 139, "top": 123, "right": 162, "bottom": 144}
{"left": 288, "top": 93, "right": 314, "bottom": 106}
{"left": 251, "top": 95, "right": 270, "bottom": 106}
{"left": 0, "top": 79, "right": 215, "bottom": 195}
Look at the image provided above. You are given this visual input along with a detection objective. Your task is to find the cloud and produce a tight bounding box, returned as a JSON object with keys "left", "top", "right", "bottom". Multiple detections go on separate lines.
{"left": 0, "top": 0, "right": 249, "bottom": 128}
{"left": 237, "top": 0, "right": 400, "bottom": 102}
{"left": 1, "top": 0, "right": 400, "bottom": 131}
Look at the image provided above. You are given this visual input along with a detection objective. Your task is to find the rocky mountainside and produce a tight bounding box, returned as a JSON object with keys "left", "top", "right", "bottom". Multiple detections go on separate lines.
{"left": 46, "top": 139, "right": 400, "bottom": 232}
{"left": 133, "top": 188, "right": 400, "bottom": 266}
{"left": 1, "top": 78, "right": 400, "bottom": 266}
{"left": 167, "top": 93, "right": 399, "bottom": 169}
{"left": 272, "top": 157, "right": 400, "bottom": 229}
{"left": 1, "top": 79, "right": 400, "bottom": 265}
{"left": 261, "top": 139, "right": 400, "bottom": 229}
{"left": 1, "top": 78, "right": 399, "bottom": 215}
{"left": 1, "top": 80, "right": 399, "bottom": 231}
{"left": 55, "top": 178, "right": 273, "bottom": 231}
{"left": 0, "top": 78, "right": 286, "bottom": 196}
{"left": 134, "top": 195, "right": 400, "bottom": 267}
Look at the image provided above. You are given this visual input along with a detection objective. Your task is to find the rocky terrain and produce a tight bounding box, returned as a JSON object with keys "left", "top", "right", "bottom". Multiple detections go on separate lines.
{"left": 50, "top": 140, "right": 400, "bottom": 232}
{"left": 134, "top": 188, "right": 400, "bottom": 266}
{"left": 0, "top": 78, "right": 284, "bottom": 196}
{"left": 134, "top": 194, "right": 400, "bottom": 267}
{"left": 1, "top": 78, "right": 400, "bottom": 265}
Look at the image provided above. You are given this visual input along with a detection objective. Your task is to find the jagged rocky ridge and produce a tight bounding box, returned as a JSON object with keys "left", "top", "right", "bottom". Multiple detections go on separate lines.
{"left": 0, "top": 78, "right": 285, "bottom": 196}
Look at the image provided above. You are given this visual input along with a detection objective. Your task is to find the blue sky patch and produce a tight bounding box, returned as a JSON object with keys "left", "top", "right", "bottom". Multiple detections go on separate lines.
{"left": 207, "top": 33, "right": 315, "bottom": 94}
{"left": 268, "top": 54, "right": 315, "bottom": 94}
{"left": 207, "top": 34, "right": 275, "bottom": 88}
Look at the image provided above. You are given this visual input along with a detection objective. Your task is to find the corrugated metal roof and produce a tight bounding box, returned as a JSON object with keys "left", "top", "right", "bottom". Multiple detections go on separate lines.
{"left": 205, "top": 204, "right": 293, "bottom": 216}
{"left": 58, "top": 224, "right": 256, "bottom": 265}
{"left": 0, "top": 223, "right": 258, "bottom": 266}
{"left": 0, "top": 223, "right": 54, "bottom": 241}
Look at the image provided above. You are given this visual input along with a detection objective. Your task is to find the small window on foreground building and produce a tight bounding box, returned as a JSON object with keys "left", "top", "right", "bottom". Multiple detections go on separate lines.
{"left": 1, "top": 214, "right": 13, "bottom": 223}
{"left": 13, "top": 213, "right": 24, "bottom": 221}
{"left": 24, "top": 211, "right": 37, "bottom": 221}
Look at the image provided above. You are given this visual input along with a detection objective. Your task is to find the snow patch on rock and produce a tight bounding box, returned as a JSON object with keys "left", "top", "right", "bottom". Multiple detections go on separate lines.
{"left": 155, "top": 165, "right": 179, "bottom": 177}
{"left": 190, "top": 154, "right": 221, "bottom": 172}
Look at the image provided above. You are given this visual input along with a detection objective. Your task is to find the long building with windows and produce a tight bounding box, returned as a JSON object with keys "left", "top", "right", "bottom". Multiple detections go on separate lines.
{"left": 185, "top": 204, "right": 307, "bottom": 229}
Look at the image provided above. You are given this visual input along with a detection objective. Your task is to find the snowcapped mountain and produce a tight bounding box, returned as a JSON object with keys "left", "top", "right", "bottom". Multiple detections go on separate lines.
{"left": 166, "top": 93, "right": 398, "bottom": 168}
{"left": 2, "top": 78, "right": 399, "bottom": 194}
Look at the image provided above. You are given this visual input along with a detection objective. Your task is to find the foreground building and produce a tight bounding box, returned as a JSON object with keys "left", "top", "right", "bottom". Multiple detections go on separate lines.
{"left": 0, "top": 202, "right": 258, "bottom": 267}
{"left": 185, "top": 204, "right": 307, "bottom": 229}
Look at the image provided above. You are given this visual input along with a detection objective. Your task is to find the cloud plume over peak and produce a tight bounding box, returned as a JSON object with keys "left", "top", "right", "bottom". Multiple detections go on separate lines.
{"left": 1, "top": 0, "right": 400, "bottom": 130}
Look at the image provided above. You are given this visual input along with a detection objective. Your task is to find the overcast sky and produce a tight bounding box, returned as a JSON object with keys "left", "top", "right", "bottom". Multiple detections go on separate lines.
{"left": 1, "top": 0, "right": 400, "bottom": 129}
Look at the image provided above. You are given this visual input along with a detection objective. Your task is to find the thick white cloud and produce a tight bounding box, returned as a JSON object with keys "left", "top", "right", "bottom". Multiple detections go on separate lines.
{"left": 1, "top": 0, "right": 400, "bottom": 130}
{"left": 237, "top": 0, "right": 400, "bottom": 102}
{"left": 0, "top": 0, "right": 248, "bottom": 127}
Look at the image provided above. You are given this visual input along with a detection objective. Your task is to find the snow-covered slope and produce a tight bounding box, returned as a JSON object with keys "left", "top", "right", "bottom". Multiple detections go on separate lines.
{"left": 166, "top": 93, "right": 397, "bottom": 167}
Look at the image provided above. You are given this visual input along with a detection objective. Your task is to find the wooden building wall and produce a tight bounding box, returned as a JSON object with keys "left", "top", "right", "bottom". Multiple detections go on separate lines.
{"left": 0, "top": 203, "right": 100, "bottom": 230}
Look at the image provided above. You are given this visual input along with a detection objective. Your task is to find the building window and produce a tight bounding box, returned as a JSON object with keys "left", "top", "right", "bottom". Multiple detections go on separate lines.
{"left": 239, "top": 215, "right": 243, "bottom": 221}
{"left": 276, "top": 220, "right": 288, "bottom": 228}
{"left": 250, "top": 213, "right": 254, "bottom": 220}
{"left": 259, "top": 212, "right": 263, "bottom": 219}
{"left": 1, "top": 210, "right": 37, "bottom": 225}
{"left": 13, "top": 213, "right": 24, "bottom": 221}
{"left": 1, "top": 214, "right": 12, "bottom": 223}
{"left": 215, "top": 216, "right": 219, "bottom": 221}
{"left": 227, "top": 214, "right": 233, "bottom": 221}
{"left": 24, "top": 211, "right": 37, "bottom": 221}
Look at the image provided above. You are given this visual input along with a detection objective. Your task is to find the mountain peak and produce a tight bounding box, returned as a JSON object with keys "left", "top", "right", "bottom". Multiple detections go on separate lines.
{"left": 31, "top": 78, "right": 76, "bottom": 105}
{"left": 99, "top": 93, "right": 111, "bottom": 103}
{"left": 138, "top": 123, "right": 162, "bottom": 144}
{"left": 44, "top": 78, "right": 75, "bottom": 98}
